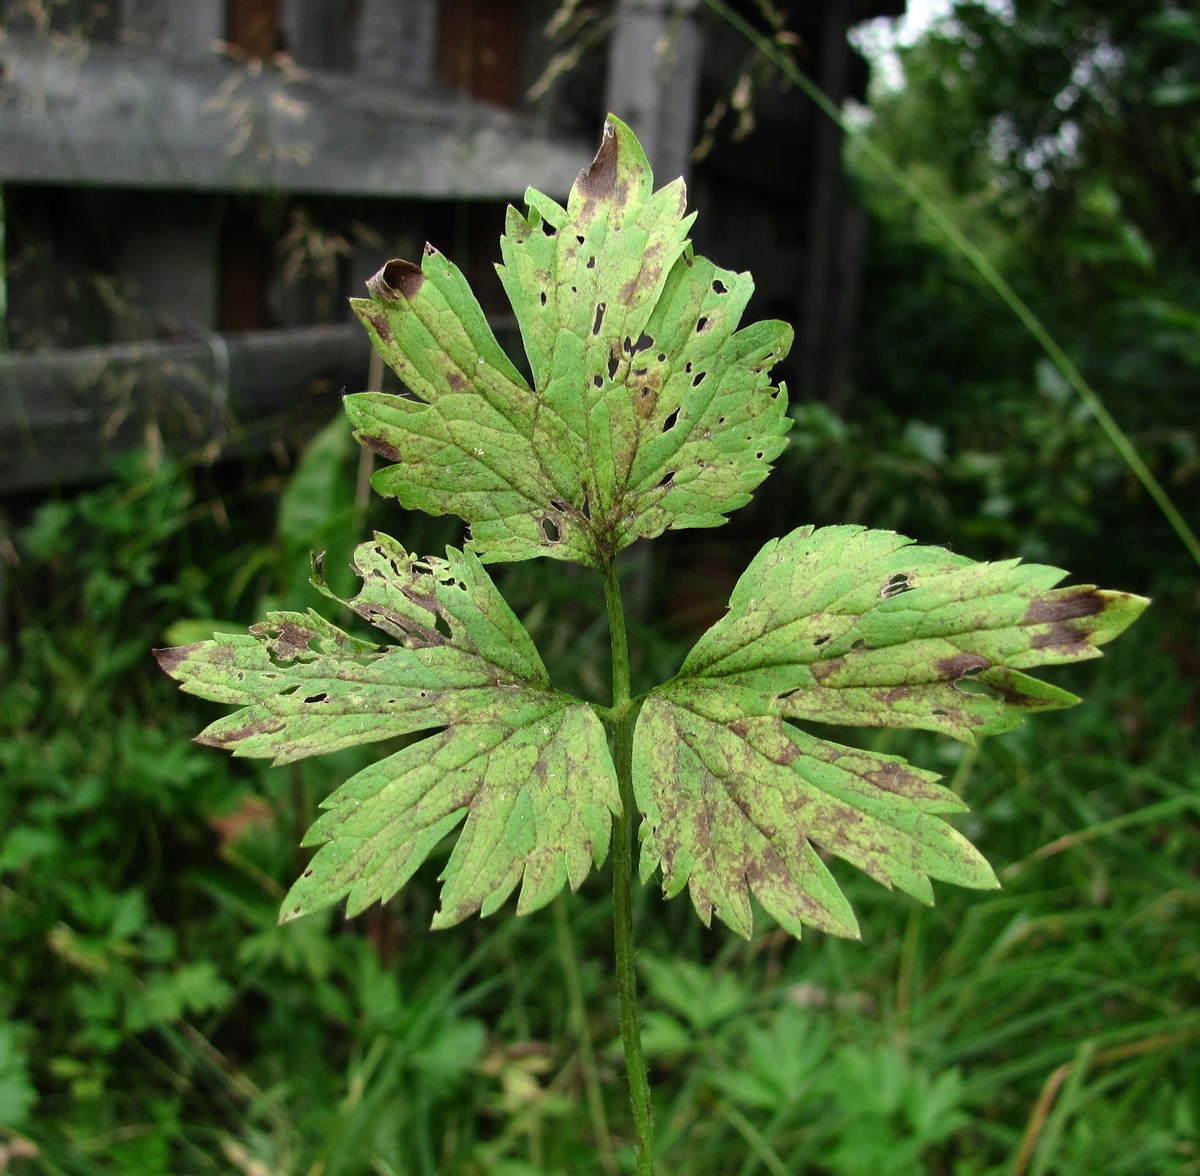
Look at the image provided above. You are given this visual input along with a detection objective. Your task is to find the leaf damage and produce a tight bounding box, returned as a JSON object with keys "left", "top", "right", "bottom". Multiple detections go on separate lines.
{"left": 367, "top": 258, "right": 425, "bottom": 302}
{"left": 343, "top": 114, "right": 792, "bottom": 569}
{"left": 156, "top": 534, "right": 620, "bottom": 926}
{"left": 576, "top": 117, "right": 618, "bottom": 204}
{"left": 634, "top": 524, "right": 1147, "bottom": 938}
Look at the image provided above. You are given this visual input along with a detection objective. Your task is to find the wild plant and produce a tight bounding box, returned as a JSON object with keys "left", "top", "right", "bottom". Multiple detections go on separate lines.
{"left": 157, "top": 117, "right": 1145, "bottom": 1173}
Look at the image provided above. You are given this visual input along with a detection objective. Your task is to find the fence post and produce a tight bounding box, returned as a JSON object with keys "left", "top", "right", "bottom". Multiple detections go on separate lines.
{"left": 604, "top": 0, "right": 703, "bottom": 183}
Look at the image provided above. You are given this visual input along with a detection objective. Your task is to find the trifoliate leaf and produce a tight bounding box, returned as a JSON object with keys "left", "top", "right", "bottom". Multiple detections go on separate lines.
{"left": 154, "top": 535, "right": 619, "bottom": 927}
{"left": 634, "top": 524, "right": 1148, "bottom": 939}
{"left": 345, "top": 115, "right": 792, "bottom": 569}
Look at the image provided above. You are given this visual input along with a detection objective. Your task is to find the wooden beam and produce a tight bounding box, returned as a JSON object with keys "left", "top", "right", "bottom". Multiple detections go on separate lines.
{"left": 0, "top": 325, "right": 370, "bottom": 493}
{"left": 0, "top": 35, "right": 586, "bottom": 198}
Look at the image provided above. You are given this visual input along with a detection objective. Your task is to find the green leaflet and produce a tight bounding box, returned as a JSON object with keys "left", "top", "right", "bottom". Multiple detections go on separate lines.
{"left": 634, "top": 524, "right": 1148, "bottom": 938}
{"left": 155, "top": 535, "right": 619, "bottom": 926}
{"left": 283, "top": 698, "right": 616, "bottom": 928}
{"left": 345, "top": 115, "right": 792, "bottom": 569}
{"left": 634, "top": 702, "right": 991, "bottom": 940}
{"left": 679, "top": 525, "right": 1148, "bottom": 743}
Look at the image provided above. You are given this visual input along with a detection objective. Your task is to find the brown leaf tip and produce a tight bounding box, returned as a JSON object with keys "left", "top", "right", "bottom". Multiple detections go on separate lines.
{"left": 577, "top": 118, "right": 618, "bottom": 202}
{"left": 367, "top": 258, "right": 424, "bottom": 302}
{"left": 153, "top": 644, "right": 200, "bottom": 675}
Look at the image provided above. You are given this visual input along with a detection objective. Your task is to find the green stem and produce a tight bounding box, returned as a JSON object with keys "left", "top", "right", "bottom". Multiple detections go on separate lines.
{"left": 603, "top": 559, "right": 655, "bottom": 1175}
{"left": 702, "top": 0, "right": 1200, "bottom": 572}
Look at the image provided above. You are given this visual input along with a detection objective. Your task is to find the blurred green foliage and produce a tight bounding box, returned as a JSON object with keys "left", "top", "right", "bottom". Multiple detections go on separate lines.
{"left": 2, "top": 1, "right": 1199, "bottom": 1171}
{"left": 828, "top": 0, "right": 1200, "bottom": 587}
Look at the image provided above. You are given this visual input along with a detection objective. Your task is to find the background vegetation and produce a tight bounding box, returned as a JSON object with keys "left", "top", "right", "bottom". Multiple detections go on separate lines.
{"left": 2, "top": 1, "right": 1198, "bottom": 1172}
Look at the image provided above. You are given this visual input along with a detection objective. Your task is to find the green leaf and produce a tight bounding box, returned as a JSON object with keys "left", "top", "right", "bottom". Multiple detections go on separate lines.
{"left": 345, "top": 115, "right": 792, "bottom": 569}
{"left": 637, "top": 953, "right": 750, "bottom": 1034}
{"left": 634, "top": 701, "right": 977, "bottom": 939}
{"left": 410, "top": 1016, "right": 486, "bottom": 1084}
{"left": 0, "top": 1022, "right": 36, "bottom": 1129}
{"left": 634, "top": 524, "right": 1148, "bottom": 938}
{"left": 155, "top": 535, "right": 620, "bottom": 927}
{"left": 709, "top": 1006, "right": 830, "bottom": 1111}
{"left": 125, "top": 961, "right": 233, "bottom": 1032}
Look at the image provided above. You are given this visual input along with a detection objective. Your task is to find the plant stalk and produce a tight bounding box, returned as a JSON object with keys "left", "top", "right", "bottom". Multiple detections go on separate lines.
{"left": 603, "top": 559, "right": 655, "bottom": 1175}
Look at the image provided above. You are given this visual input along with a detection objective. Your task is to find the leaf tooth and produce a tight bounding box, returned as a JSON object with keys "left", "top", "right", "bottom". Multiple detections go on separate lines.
{"left": 515, "top": 852, "right": 570, "bottom": 918}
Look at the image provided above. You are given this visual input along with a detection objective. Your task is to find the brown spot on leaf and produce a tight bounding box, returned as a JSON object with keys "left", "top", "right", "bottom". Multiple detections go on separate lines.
{"left": 620, "top": 269, "right": 661, "bottom": 304}
{"left": 447, "top": 370, "right": 467, "bottom": 392}
{"left": 864, "top": 766, "right": 908, "bottom": 794}
{"left": 775, "top": 736, "right": 801, "bottom": 767}
{"left": 1025, "top": 589, "right": 1104, "bottom": 625}
{"left": 367, "top": 258, "right": 424, "bottom": 302}
{"left": 361, "top": 309, "right": 393, "bottom": 345}
{"left": 978, "top": 676, "right": 1033, "bottom": 704}
{"left": 357, "top": 434, "right": 404, "bottom": 463}
{"left": 742, "top": 843, "right": 788, "bottom": 892}
{"left": 634, "top": 385, "right": 658, "bottom": 420}
{"left": 271, "top": 622, "right": 316, "bottom": 661}
{"left": 810, "top": 656, "right": 844, "bottom": 683}
{"left": 1031, "top": 623, "right": 1088, "bottom": 652}
{"left": 198, "top": 716, "right": 285, "bottom": 747}
{"left": 935, "top": 652, "right": 989, "bottom": 680}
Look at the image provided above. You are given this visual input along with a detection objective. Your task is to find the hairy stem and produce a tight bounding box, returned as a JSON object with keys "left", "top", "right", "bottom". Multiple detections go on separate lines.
{"left": 603, "top": 559, "right": 655, "bottom": 1175}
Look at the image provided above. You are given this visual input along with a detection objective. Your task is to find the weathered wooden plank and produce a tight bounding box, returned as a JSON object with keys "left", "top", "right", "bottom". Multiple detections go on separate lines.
{"left": 604, "top": 0, "right": 703, "bottom": 183}
{"left": 0, "top": 35, "right": 586, "bottom": 198}
{"left": 0, "top": 326, "right": 369, "bottom": 493}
